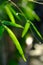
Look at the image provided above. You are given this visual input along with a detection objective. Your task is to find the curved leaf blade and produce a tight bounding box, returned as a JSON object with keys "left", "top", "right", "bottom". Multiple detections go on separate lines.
{"left": 3, "top": 25, "right": 26, "bottom": 62}
{"left": 22, "top": 20, "right": 30, "bottom": 38}
{"left": 2, "top": 21, "right": 23, "bottom": 28}
{"left": 8, "top": 5, "right": 21, "bottom": 21}
{"left": 5, "top": 5, "right": 15, "bottom": 23}
{"left": 29, "top": 21, "right": 43, "bottom": 40}
{"left": 32, "top": 24, "right": 42, "bottom": 39}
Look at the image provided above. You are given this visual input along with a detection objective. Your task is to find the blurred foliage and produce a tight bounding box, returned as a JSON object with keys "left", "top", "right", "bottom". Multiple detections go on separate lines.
{"left": 0, "top": 0, "right": 43, "bottom": 64}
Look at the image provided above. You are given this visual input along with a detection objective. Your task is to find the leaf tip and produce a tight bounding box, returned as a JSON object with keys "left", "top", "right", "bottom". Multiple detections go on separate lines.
{"left": 22, "top": 55, "right": 27, "bottom": 62}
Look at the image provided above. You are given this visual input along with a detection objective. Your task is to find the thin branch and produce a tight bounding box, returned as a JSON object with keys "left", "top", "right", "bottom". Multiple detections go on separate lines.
{"left": 8, "top": 0, "right": 22, "bottom": 12}
{"left": 28, "top": 0, "right": 43, "bottom": 5}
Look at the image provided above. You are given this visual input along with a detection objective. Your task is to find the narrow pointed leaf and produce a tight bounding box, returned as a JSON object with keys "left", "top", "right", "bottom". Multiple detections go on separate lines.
{"left": 8, "top": 5, "right": 21, "bottom": 21}
{"left": 13, "top": 23, "right": 23, "bottom": 28}
{"left": 32, "top": 24, "right": 42, "bottom": 39}
{"left": 21, "top": 6, "right": 40, "bottom": 21}
{"left": 2, "top": 21, "right": 23, "bottom": 28}
{"left": 29, "top": 21, "right": 43, "bottom": 39}
{"left": 5, "top": 5, "right": 15, "bottom": 23}
{"left": 28, "top": 7, "right": 40, "bottom": 21}
{"left": 32, "top": 11, "right": 40, "bottom": 21}
{"left": 22, "top": 20, "right": 30, "bottom": 38}
{"left": 21, "top": 6, "right": 34, "bottom": 21}
{"left": 3, "top": 25, "right": 26, "bottom": 62}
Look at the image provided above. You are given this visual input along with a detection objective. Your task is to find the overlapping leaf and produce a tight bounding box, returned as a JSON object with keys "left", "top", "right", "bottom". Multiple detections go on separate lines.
{"left": 8, "top": 5, "right": 21, "bottom": 21}
{"left": 22, "top": 20, "right": 30, "bottom": 37}
{"left": 3, "top": 25, "right": 26, "bottom": 62}
{"left": 2, "top": 21, "right": 23, "bottom": 28}
{"left": 21, "top": 6, "right": 40, "bottom": 21}
{"left": 5, "top": 4, "right": 15, "bottom": 23}
{"left": 28, "top": 20, "right": 43, "bottom": 40}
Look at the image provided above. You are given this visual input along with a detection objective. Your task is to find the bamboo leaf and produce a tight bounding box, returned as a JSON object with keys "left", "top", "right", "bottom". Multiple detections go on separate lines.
{"left": 5, "top": 5, "right": 15, "bottom": 23}
{"left": 8, "top": 5, "right": 21, "bottom": 21}
{"left": 3, "top": 25, "right": 26, "bottom": 62}
{"left": 32, "top": 11, "right": 40, "bottom": 21}
{"left": 2, "top": 21, "right": 23, "bottom": 28}
{"left": 32, "top": 24, "right": 42, "bottom": 39}
{"left": 28, "top": 7, "right": 40, "bottom": 21}
{"left": 21, "top": 6, "right": 40, "bottom": 21}
{"left": 22, "top": 20, "right": 30, "bottom": 38}
{"left": 29, "top": 21, "right": 43, "bottom": 39}
{"left": 22, "top": 6, "right": 34, "bottom": 20}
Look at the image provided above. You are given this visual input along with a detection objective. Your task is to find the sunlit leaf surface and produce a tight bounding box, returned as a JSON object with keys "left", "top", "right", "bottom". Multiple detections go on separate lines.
{"left": 3, "top": 25, "right": 26, "bottom": 62}
{"left": 22, "top": 20, "right": 30, "bottom": 37}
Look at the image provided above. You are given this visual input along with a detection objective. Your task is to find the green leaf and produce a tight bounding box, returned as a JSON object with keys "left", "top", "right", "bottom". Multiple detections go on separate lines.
{"left": 5, "top": 4, "right": 15, "bottom": 23}
{"left": 22, "top": 20, "right": 30, "bottom": 38}
{"left": 0, "top": 26, "right": 4, "bottom": 38}
{"left": 22, "top": 6, "right": 34, "bottom": 21}
{"left": 3, "top": 25, "right": 26, "bottom": 62}
{"left": 2, "top": 21, "right": 23, "bottom": 28}
{"left": 29, "top": 20, "right": 43, "bottom": 40}
{"left": 32, "top": 11, "right": 40, "bottom": 21}
{"left": 21, "top": 6, "right": 40, "bottom": 21}
{"left": 32, "top": 24, "right": 42, "bottom": 39}
{"left": 28, "top": 7, "right": 40, "bottom": 21}
{"left": 8, "top": 5, "right": 21, "bottom": 21}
